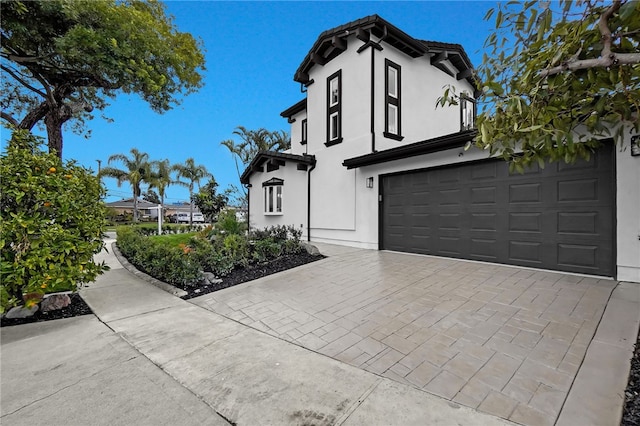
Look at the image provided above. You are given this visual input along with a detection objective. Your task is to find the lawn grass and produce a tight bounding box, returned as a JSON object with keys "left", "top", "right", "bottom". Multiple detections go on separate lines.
{"left": 148, "top": 232, "right": 197, "bottom": 247}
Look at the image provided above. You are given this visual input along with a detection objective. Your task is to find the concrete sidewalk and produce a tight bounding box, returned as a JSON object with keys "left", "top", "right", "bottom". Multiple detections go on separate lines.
{"left": 2, "top": 236, "right": 638, "bottom": 425}
{"left": 1, "top": 237, "right": 513, "bottom": 426}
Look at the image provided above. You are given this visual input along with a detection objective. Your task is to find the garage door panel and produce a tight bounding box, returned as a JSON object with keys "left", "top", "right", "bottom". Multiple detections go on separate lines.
{"left": 471, "top": 213, "right": 497, "bottom": 231}
{"left": 557, "top": 179, "right": 599, "bottom": 202}
{"left": 470, "top": 238, "right": 499, "bottom": 260}
{"left": 557, "top": 244, "right": 599, "bottom": 269}
{"left": 381, "top": 146, "right": 614, "bottom": 276}
{"left": 509, "top": 183, "right": 542, "bottom": 203}
{"left": 471, "top": 162, "right": 498, "bottom": 180}
{"left": 509, "top": 212, "right": 543, "bottom": 233}
{"left": 471, "top": 187, "right": 497, "bottom": 205}
{"left": 508, "top": 241, "right": 543, "bottom": 264}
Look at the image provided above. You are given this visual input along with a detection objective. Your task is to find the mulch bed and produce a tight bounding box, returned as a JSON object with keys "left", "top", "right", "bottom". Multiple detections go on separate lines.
{"left": 622, "top": 329, "right": 640, "bottom": 426}
{"left": 180, "top": 251, "right": 325, "bottom": 299}
{"left": 0, "top": 293, "right": 93, "bottom": 328}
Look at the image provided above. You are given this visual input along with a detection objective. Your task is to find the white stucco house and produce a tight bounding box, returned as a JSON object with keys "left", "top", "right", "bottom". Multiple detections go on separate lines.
{"left": 241, "top": 15, "right": 640, "bottom": 283}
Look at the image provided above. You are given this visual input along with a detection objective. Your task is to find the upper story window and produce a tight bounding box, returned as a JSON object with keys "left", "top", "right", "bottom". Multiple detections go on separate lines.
{"left": 325, "top": 70, "right": 342, "bottom": 146}
{"left": 301, "top": 118, "right": 308, "bottom": 145}
{"left": 263, "top": 178, "right": 284, "bottom": 215}
{"left": 384, "top": 59, "right": 403, "bottom": 141}
{"left": 461, "top": 95, "right": 476, "bottom": 131}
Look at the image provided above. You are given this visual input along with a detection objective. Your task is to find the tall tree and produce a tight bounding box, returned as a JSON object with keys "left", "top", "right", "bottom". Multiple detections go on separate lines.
{"left": 99, "top": 148, "right": 151, "bottom": 222}
{"left": 439, "top": 0, "right": 639, "bottom": 171}
{"left": 147, "top": 159, "right": 175, "bottom": 219}
{"left": 1, "top": 0, "right": 205, "bottom": 157}
{"left": 221, "top": 126, "right": 290, "bottom": 196}
{"left": 192, "top": 178, "right": 229, "bottom": 223}
{"left": 173, "top": 157, "right": 210, "bottom": 225}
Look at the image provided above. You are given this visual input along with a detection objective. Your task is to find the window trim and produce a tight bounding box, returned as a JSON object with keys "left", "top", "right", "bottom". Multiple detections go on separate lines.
{"left": 384, "top": 59, "right": 403, "bottom": 141}
{"left": 460, "top": 95, "right": 476, "bottom": 131}
{"left": 301, "top": 118, "right": 307, "bottom": 145}
{"left": 325, "top": 69, "right": 343, "bottom": 146}
{"left": 262, "top": 178, "right": 284, "bottom": 215}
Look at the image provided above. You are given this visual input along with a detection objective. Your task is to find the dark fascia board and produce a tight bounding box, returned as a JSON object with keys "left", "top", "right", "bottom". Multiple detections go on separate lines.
{"left": 294, "top": 14, "right": 433, "bottom": 84}
{"left": 280, "top": 98, "right": 307, "bottom": 119}
{"left": 240, "top": 151, "right": 316, "bottom": 184}
{"left": 342, "top": 130, "right": 478, "bottom": 169}
{"left": 420, "top": 40, "right": 477, "bottom": 90}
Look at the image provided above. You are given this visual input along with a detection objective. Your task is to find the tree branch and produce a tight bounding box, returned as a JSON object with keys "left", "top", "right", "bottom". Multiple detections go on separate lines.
{"left": 1, "top": 111, "right": 19, "bottom": 127}
{"left": 539, "top": 0, "right": 638, "bottom": 78}
{"left": 19, "top": 101, "right": 49, "bottom": 131}
{"left": 0, "top": 64, "right": 47, "bottom": 98}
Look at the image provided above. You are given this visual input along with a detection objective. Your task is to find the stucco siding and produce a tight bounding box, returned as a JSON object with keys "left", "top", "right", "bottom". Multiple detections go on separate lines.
{"left": 616, "top": 133, "right": 640, "bottom": 282}
{"left": 248, "top": 164, "right": 309, "bottom": 239}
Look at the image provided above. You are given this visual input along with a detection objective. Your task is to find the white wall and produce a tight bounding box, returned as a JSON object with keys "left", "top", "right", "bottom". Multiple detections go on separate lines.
{"left": 248, "top": 162, "right": 309, "bottom": 239}
{"left": 289, "top": 109, "right": 307, "bottom": 156}
{"left": 616, "top": 132, "right": 640, "bottom": 282}
{"left": 373, "top": 46, "right": 474, "bottom": 152}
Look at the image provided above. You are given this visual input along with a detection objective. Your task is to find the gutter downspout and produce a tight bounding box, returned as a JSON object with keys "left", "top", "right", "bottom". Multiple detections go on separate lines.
{"left": 243, "top": 183, "right": 251, "bottom": 235}
{"left": 371, "top": 45, "right": 376, "bottom": 153}
{"left": 306, "top": 159, "right": 316, "bottom": 242}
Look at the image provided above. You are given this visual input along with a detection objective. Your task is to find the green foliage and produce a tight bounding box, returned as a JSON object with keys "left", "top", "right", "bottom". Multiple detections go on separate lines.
{"left": 440, "top": 0, "right": 639, "bottom": 170}
{"left": 173, "top": 157, "right": 210, "bottom": 225}
{"left": 99, "top": 148, "right": 152, "bottom": 222}
{"left": 116, "top": 227, "right": 202, "bottom": 287}
{"left": 192, "top": 178, "right": 229, "bottom": 222}
{"left": 149, "top": 232, "right": 196, "bottom": 246}
{"left": 1, "top": 0, "right": 206, "bottom": 155}
{"left": 222, "top": 234, "right": 249, "bottom": 265}
{"left": 216, "top": 209, "right": 246, "bottom": 235}
{"left": 221, "top": 126, "right": 290, "bottom": 196}
{"left": 250, "top": 225, "right": 303, "bottom": 263}
{"left": 0, "top": 130, "right": 108, "bottom": 313}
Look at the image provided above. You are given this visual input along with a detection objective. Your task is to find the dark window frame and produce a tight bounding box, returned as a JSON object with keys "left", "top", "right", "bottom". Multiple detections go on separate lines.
{"left": 384, "top": 59, "right": 403, "bottom": 141}
{"left": 325, "top": 69, "right": 342, "bottom": 146}
{"left": 460, "top": 94, "right": 476, "bottom": 131}
{"left": 301, "top": 118, "right": 308, "bottom": 145}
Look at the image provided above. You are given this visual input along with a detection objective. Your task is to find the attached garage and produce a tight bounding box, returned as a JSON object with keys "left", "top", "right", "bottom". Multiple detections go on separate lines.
{"left": 380, "top": 146, "right": 615, "bottom": 276}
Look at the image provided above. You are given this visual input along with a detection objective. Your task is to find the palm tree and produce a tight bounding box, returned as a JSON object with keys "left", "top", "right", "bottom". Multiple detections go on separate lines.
{"left": 147, "top": 159, "right": 176, "bottom": 223}
{"left": 99, "top": 148, "right": 151, "bottom": 222}
{"left": 173, "top": 157, "right": 210, "bottom": 225}
{"left": 221, "top": 126, "right": 290, "bottom": 197}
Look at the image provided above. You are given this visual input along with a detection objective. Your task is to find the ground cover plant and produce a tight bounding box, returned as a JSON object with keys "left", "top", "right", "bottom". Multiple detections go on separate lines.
{"left": 115, "top": 212, "right": 323, "bottom": 298}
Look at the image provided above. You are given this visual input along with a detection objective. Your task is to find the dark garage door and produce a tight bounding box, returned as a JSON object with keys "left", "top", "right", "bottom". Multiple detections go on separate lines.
{"left": 381, "top": 147, "right": 615, "bottom": 276}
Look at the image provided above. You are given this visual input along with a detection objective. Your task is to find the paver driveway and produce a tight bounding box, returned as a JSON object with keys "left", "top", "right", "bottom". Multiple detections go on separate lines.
{"left": 191, "top": 243, "right": 618, "bottom": 425}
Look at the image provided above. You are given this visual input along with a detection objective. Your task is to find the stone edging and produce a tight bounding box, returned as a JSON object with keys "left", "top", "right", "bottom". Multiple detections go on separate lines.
{"left": 111, "top": 242, "right": 188, "bottom": 298}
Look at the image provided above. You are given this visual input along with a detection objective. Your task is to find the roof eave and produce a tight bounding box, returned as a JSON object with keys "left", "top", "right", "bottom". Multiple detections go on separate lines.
{"left": 342, "top": 130, "right": 478, "bottom": 169}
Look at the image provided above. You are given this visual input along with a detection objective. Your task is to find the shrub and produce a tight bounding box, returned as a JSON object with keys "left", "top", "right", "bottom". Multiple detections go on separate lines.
{"left": 216, "top": 209, "right": 245, "bottom": 235}
{"left": 0, "top": 131, "right": 109, "bottom": 313}
{"left": 223, "top": 234, "right": 249, "bottom": 264}
{"left": 116, "top": 226, "right": 202, "bottom": 287}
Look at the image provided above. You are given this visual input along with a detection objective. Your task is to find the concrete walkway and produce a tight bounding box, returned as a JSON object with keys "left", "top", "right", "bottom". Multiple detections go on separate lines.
{"left": 1, "top": 237, "right": 638, "bottom": 425}
{"left": 2, "top": 237, "right": 515, "bottom": 426}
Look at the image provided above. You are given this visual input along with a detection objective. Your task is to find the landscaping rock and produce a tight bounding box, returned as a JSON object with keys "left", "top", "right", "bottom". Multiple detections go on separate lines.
{"left": 41, "top": 294, "right": 72, "bottom": 312}
{"left": 301, "top": 242, "right": 321, "bottom": 256}
{"left": 5, "top": 305, "right": 39, "bottom": 319}
{"left": 203, "top": 272, "right": 223, "bottom": 285}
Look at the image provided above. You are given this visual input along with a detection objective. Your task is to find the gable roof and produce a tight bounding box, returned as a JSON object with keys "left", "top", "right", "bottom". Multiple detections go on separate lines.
{"left": 240, "top": 151, "right": 316, "bottom": 184}
{"left": 293, "top": 14, "right": 475, "bottom": 89}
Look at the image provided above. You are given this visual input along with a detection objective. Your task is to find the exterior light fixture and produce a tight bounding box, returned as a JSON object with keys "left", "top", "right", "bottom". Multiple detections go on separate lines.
{"left": 631, "top": 135, "right": 640, "bottom": 157}
{"left": 366, "top": 177, "right": 374, "bottom": 188}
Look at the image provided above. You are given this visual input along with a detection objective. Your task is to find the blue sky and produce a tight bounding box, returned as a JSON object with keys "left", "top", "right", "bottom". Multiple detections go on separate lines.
{"left": 3, "top": 1, "right": 498, "bottom": 204}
